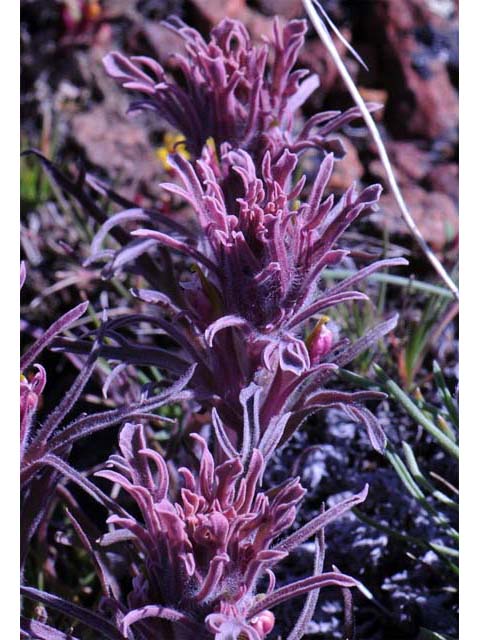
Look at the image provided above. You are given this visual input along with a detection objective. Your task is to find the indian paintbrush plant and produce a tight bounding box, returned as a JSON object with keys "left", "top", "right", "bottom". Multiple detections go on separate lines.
{"left": 102, "top": 17, "right": 370, "bottom": 164}
{"left": 84, "top": 21, "right": 407, "bottom": 456}
{"left": 93, "top": 422, "right": 368, "bottom": 639}
{"left": 21, "top": 411, "right": 369, "bottom": 639}
{"left": 21, "top": 12, "right": 413, "bottom": 640}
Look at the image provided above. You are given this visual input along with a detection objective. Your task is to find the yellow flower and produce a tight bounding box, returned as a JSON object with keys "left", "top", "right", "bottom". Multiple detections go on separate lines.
{"left": 86, "top": 0, "right": 102, "bottom": 21}
{"left": 155, "top": 132, "right": 191, "bottom": 171}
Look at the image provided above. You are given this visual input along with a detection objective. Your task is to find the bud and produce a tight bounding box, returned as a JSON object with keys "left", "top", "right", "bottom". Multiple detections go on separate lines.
{"left": 306, "top": 315, "right": 334, "bottom": 364}
{"left": 250, "top": 610, "right": 275, "bottom": 637}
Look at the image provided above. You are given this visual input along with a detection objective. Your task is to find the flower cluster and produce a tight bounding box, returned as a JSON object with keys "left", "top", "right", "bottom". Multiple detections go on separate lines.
{"left": 103, "top": 17, "right": 366, "bottom": 164}
{"left": 88, "top": 124, "right": 404, "bottom": 455}
{"left": 96, "top": 422, "right": 367, "bottom": 639}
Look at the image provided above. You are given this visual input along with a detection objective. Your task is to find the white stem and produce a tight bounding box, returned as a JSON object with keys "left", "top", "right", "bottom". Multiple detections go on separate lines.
{"left": 302, "top": 0, "right": 459, "bottom": 300}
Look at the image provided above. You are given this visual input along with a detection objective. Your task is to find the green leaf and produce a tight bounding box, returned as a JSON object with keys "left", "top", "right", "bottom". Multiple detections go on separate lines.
{"left": 374, "top": 365, "right": 459, "bottom": 459}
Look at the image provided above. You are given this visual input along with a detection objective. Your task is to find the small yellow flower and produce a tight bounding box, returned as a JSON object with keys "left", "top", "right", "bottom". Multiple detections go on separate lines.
{"left": 156, "top": 132, "right": 191, "bottom": 171}
{"left": 86, "top": 0, "right": 102, "bottom": 21}
{"left": 205, "top": 136, "right": 219, "bottom": 164}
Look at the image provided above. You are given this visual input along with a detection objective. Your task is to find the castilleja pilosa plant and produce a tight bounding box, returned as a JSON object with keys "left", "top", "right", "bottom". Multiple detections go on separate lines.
{"left": 90, "top": 17, "right": 406, "bottom": 454}
{"left": 103, "top": 17, "right": 370, "bottom": 164}
{"left": 92, "top": 422, "right": 368, "bottom": 640}
{"left": 21, "top": 13, "right": 408, "bottom": 640}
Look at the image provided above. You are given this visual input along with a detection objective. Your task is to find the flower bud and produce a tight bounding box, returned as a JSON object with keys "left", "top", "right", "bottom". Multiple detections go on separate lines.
{"left": 250, "top": 610, "right": 275, "bottom": 637}
{"left": 306, "top": 315, "right": 334, "bottom": 364}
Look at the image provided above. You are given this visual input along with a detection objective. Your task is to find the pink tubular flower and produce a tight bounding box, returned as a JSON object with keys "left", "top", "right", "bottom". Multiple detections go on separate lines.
{"left": 20, "top": 366, "right": 46, "bottom": 459}
{"left": 249, "top": 610, "right": 275, "bottom": 637}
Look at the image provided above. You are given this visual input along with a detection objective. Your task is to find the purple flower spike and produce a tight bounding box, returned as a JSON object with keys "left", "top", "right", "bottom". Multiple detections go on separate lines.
{"left": 103, "top": 17, "right": 368, "bottom": 164}
{"left": 158, "top": 149, "right": 382, "bottom": 336}
{"left": 114, "top": 148, "right": 403, "bottom": 454}
{"left": 85, "top": 143, "right": 405, "bottom": 454}
{"left": 97, "top": 422, "right": 366, "bottom": 638}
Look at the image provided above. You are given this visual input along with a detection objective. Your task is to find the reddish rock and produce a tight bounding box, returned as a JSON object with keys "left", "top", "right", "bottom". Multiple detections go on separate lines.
{"left": 374, "top": 0, "right": 458, "bottom": 141}
{"left": 427, "top": 163, "right": 459, "bottom": 203}
{"left": 189, "top": 0, "right": 276, "bottom": 41}
{"left": 71, "top": 105, "right": 162, "bottom": 199}
{"left": 369, "top": 141, "right": 432, "bottom": 186}
{"left": 257, "top": 0, "right": 303, "bottom": 19}
{"left": 329, "top": 135, "right": 364, "bottom": 190}
{"left": 372, "top": 186, "right": 458, "bottom": 251}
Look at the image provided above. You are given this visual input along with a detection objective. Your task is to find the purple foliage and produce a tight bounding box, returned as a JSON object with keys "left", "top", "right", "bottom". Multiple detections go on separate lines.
{"left": 20, "top": 13, "right": 410, "bottom": 640}
{"left": 103, "top": 17, "right": 369, "bottom": 163}
{"left": 147, "top": 150, "right": 381, "bottom": 333}
{"left": 93, "top": 421, "right": 367, "bottom": 639}
{"left": 79, "top": 18, "right": 407, "bottom": 460}
{"left": 20, "top": 262, "right": 194, "bottom": 571}
{"left": 87, "top": 146, "right": 404, "bottom": 454}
